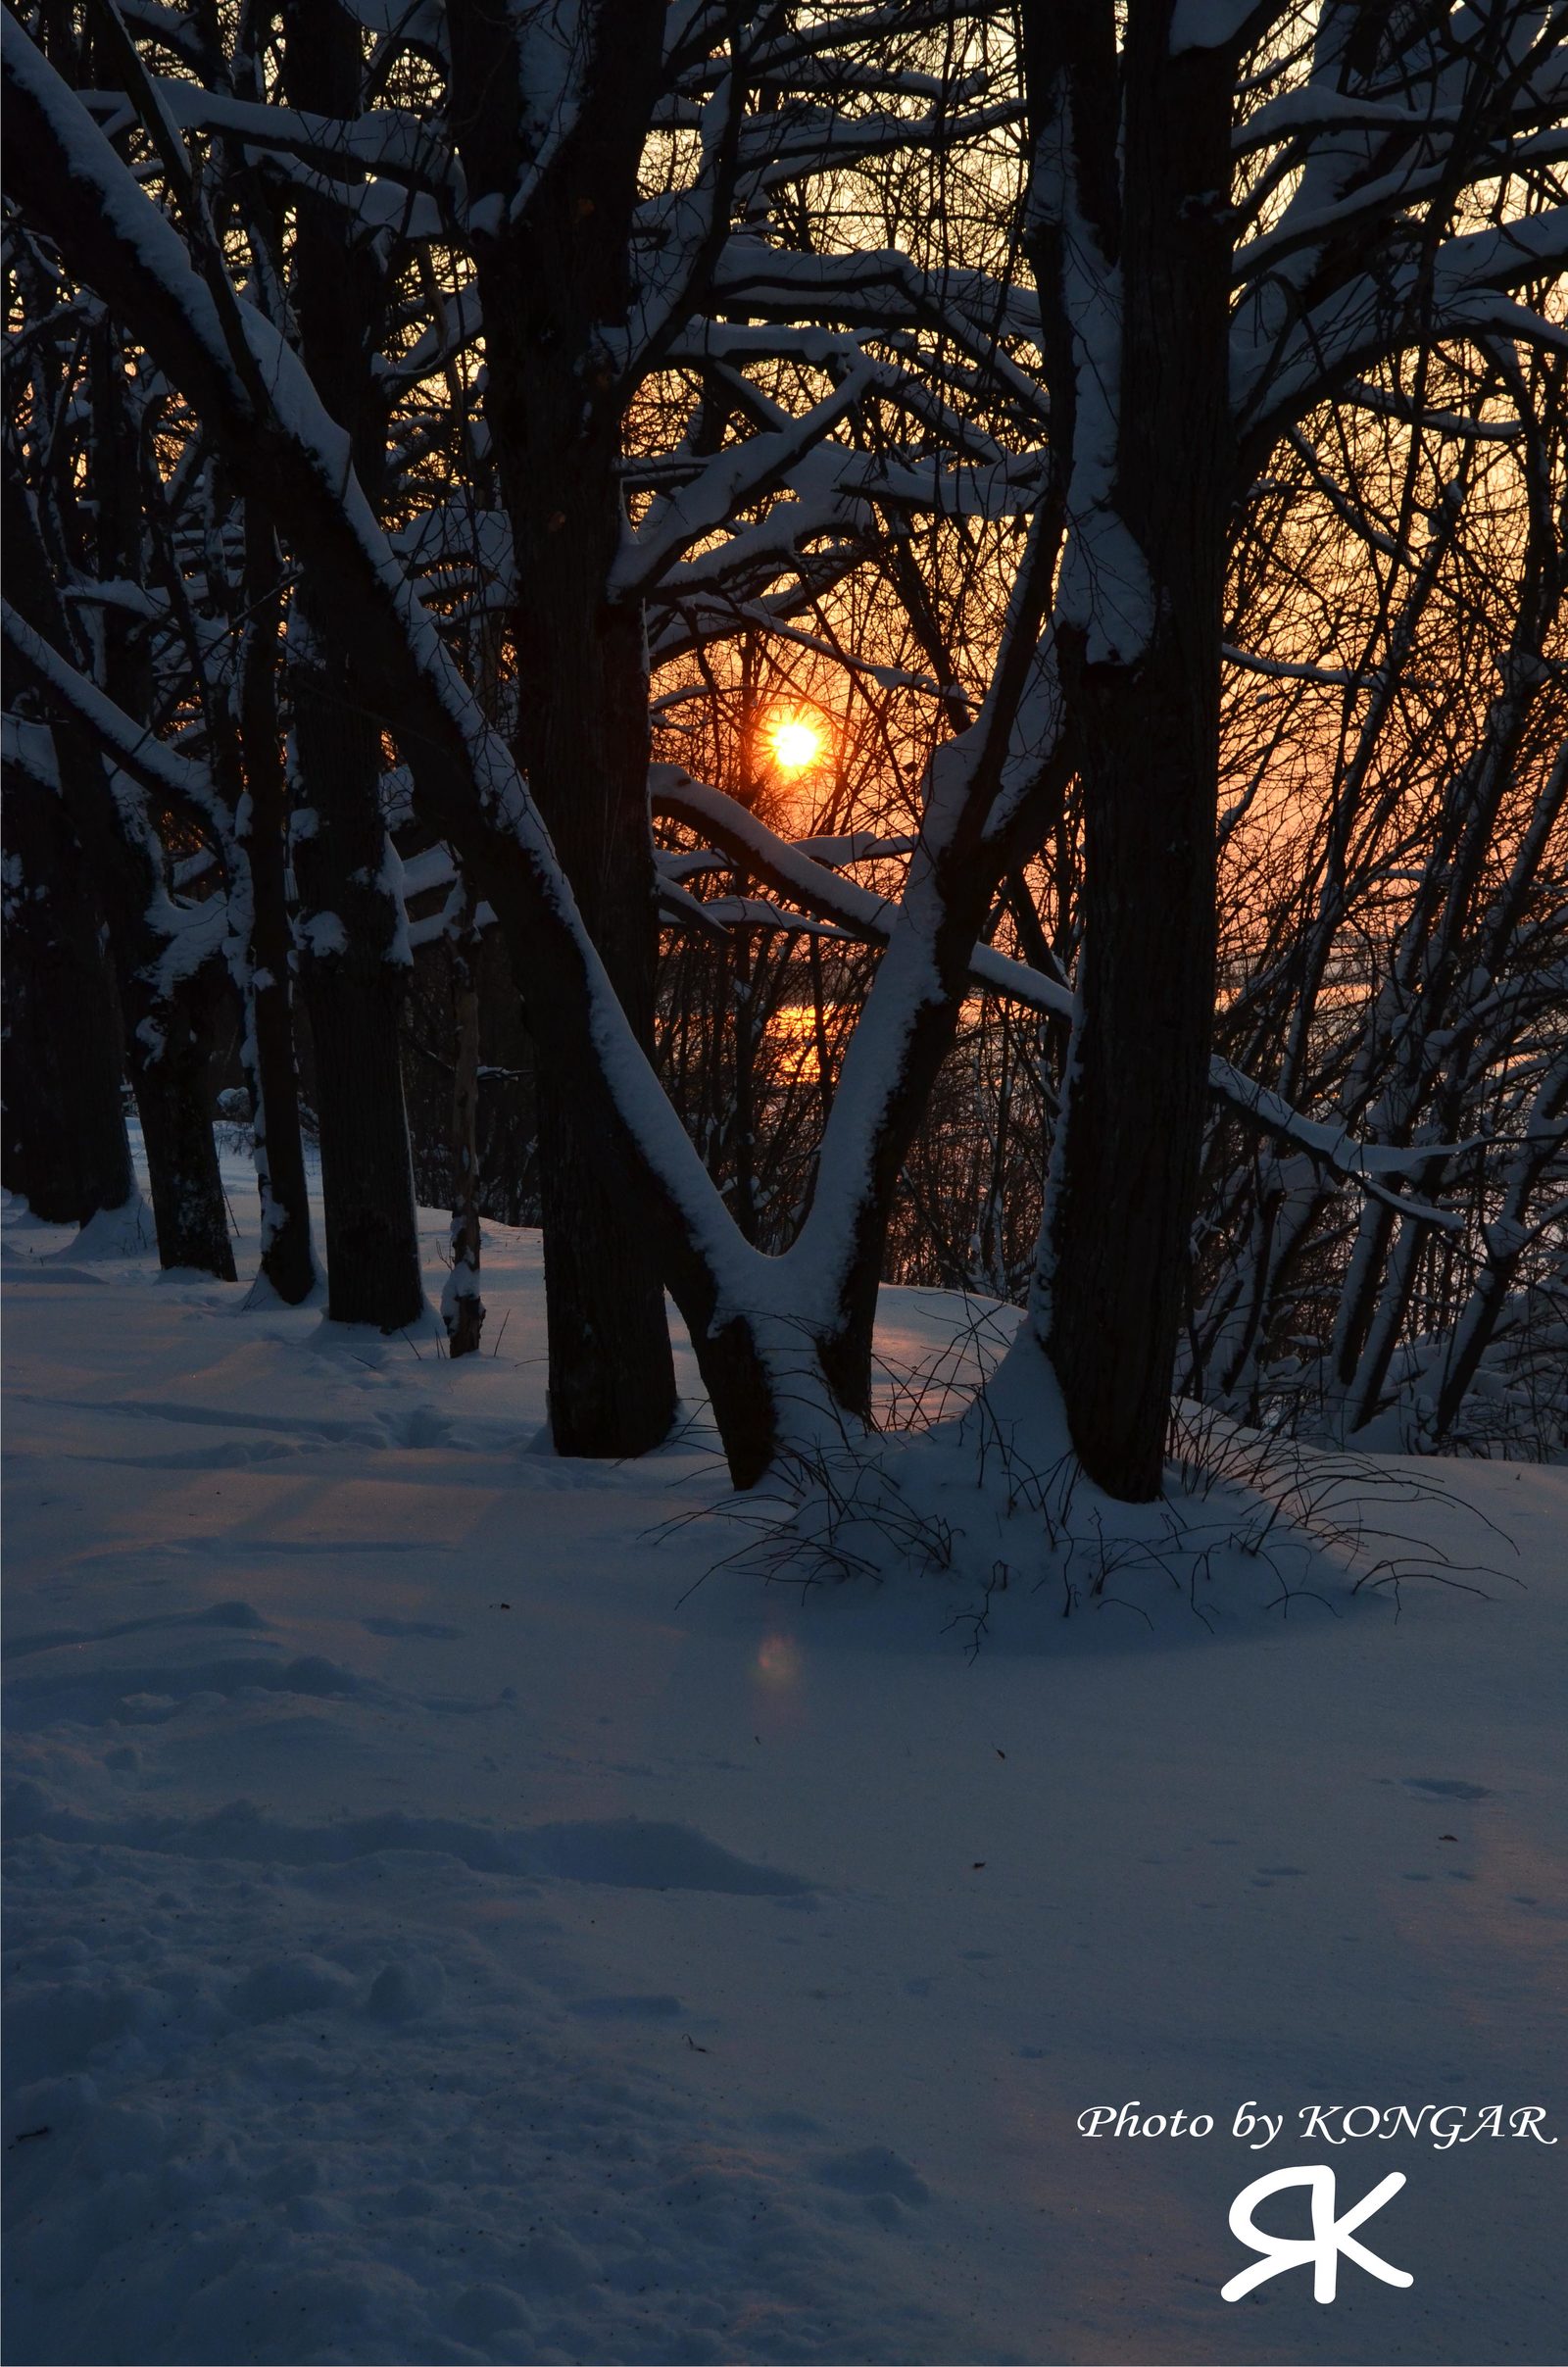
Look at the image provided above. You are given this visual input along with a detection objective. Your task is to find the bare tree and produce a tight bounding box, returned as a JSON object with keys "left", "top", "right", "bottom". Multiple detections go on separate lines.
{"left": 4, "top": 0, "right": 1560, "bottom": 1497}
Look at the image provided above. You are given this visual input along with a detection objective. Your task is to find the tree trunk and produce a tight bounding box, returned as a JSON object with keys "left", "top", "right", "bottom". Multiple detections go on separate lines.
{"left": 516, "top": 528, "right": 673, "bottom": 1452}
{"left": 449, "top": 0, "right": 675, "bottom": 1455}
{"left": 281, "top": 0, "right": 422, "bottom": 1332}
{"left": 0, "top": 773, "right": 134, "bottom": 1225}
{"left": 122, "top": 969, "right": 236, "bottom": 1278}
{"left": 442, "top": 891, "right": 485, "bottom": 1357}
{"left": 235, "top": 502, "right": 316, "bottom": 1305}
{"left": 1434, "top": 1048, "right": 1568, "bottom": 1440}
{"left": 298, "top": 969, "right": 420, "bottom": 1327}
{"left": 1043, "top": 14, "right": 1233, "bottom": 1500}
{"left": 289, "top": 615, "right": 423, "bottom": 1331}
{"left": 3, "top": 415, "right": 235, "bottom": 1279}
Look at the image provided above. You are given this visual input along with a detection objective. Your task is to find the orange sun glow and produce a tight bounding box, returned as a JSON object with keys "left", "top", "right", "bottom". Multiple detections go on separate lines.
{"left": 768, "top": 716, "right": 821, "bottom": 771}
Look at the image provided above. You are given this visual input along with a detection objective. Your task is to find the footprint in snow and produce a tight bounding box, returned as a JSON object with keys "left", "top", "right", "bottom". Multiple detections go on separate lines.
{"left": 388, "top": 1405, "right": 452, "bottom": 1450}
{"left": 814, "top": 2145, "right": 932, "bottom": 2227}
{"left": 364, "top": 1960, "right": 444, "bottom": 2021}
{"left": 232, "top": 1954, "right": 358, "bottom": 2023}
{"left": 1401, "top": 1777, "right": 1493, "bottom": 1800}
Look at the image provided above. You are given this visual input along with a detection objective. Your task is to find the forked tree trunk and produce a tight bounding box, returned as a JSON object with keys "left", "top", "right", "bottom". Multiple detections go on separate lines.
{"left": 0, "top": 774, "right": 134, "bottom": 1225}
{"left": 1042, "top": 14, "right": 1234, "bottom": 1500}
{"left": 647, "top": 750, "right": 1070, "bottom": 1464}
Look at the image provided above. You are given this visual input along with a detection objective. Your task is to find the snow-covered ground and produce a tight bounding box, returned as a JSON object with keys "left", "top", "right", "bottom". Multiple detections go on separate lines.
{"left": 3, "top": 1169, "right": 1564, "bottom": 2367}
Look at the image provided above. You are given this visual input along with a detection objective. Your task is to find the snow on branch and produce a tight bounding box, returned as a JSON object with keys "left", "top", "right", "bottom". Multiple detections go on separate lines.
{"left": 1222, "top": 643, "right": 1375, "bottom": 690}
{"left": 1205, "top": 1061, "right": 1479, "bottom": 1227}
{"left": 1, "top": 601, "right": 221, "bottom": 832}
{"left": 0, "top": 15, "right": 762, "bottom": 1302}
{"left": 614, "top": 357, "right": 879, "bottom": 598}
{"left": 734, "top": 94, "right": 1023, "bottom": 206}
{"left": 712, "top": 239, "right": 1040, "bottom": 354}
{"left": 653, "top": 765, "right": 916, "bottom": 955}
{"left": 1343, "top": 378, "right": 1527, "bottom": 444}
{"left": 144, "top": 79, "right": 460, "bottom": 203}
{"left": 1169, "top": 1, "right": 1284, "bottom": 55}
{"left": 648, "top": 540, "right": 873, "bottom": 666}
{"left": 1233, "top": 205, "right": 1568, "bottom": 438}
{"left": 0, "top": 714, "right": 61, "bottom": 792}
{"left": 653, "top": 767, "right": 1483, "bottom": 1230}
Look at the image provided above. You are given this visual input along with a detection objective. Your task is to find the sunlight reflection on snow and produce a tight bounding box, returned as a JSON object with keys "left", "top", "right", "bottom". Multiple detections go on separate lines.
{"left": 755, "top": 1633, "right": 801, "bottom": 1686}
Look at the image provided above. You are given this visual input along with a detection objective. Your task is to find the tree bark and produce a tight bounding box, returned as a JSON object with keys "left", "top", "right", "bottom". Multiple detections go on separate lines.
{"left": 288, "top": 613, "right": 423, "bottom": 1330}
{"left": 96, "top": 321, "right": 237, "bottom": 1281}
{"left": 1041, "top": 9, "right": 1234, "bottom": 1499}
{"left": 281, "top": 0, "right": 422, "bottom": 1332}
{"left": 442, "top": 888, "right": 486, "bottom": 1357}
{"left": 3, "top": 427, "right": 234, "bottom": 1279}
{"left": 0, "top": 772, "right": 134, "bottom": 1225}
{"left": 234, "top": 501, "right": 316, "bottom": 1305}
{"left": 449, "top": 0, "right": 675, "bottom": 1454}
{"left": 122, "top": 967, "right": 235, "bottom": 1276}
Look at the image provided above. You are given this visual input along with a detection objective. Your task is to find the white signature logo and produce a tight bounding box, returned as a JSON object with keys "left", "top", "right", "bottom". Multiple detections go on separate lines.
{"left": 1222, "top": 2165, "right": 1413, "bottom": 2303}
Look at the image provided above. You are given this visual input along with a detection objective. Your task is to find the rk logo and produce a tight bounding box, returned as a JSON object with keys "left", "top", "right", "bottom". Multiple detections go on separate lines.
{"left": 1221, "top": 2165, "right": 1414, "bottom": 2303}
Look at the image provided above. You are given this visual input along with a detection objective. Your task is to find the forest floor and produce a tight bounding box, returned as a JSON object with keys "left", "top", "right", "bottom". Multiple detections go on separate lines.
{"left": 3, "top": 1166, "right": 1564, "bottom": 2367}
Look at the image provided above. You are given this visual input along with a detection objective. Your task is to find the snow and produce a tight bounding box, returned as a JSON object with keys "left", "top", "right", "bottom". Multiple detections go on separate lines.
{"left": 295, "top": 912, "right": 350, "bottom": 961}
{"left": 1028, "top": 81, "right": 1152, "bottom": 671}
{"left": 1168, "top": 0, "right": 1262, "bottom": 52}
{"left": 4, "top": 1165, "right": 1566, "bottom": 2366}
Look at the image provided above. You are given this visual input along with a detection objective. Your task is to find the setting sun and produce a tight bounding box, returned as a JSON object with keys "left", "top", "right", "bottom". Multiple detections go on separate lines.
{"left": 768, "top": 715, "right": 821, "bottom": 772}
